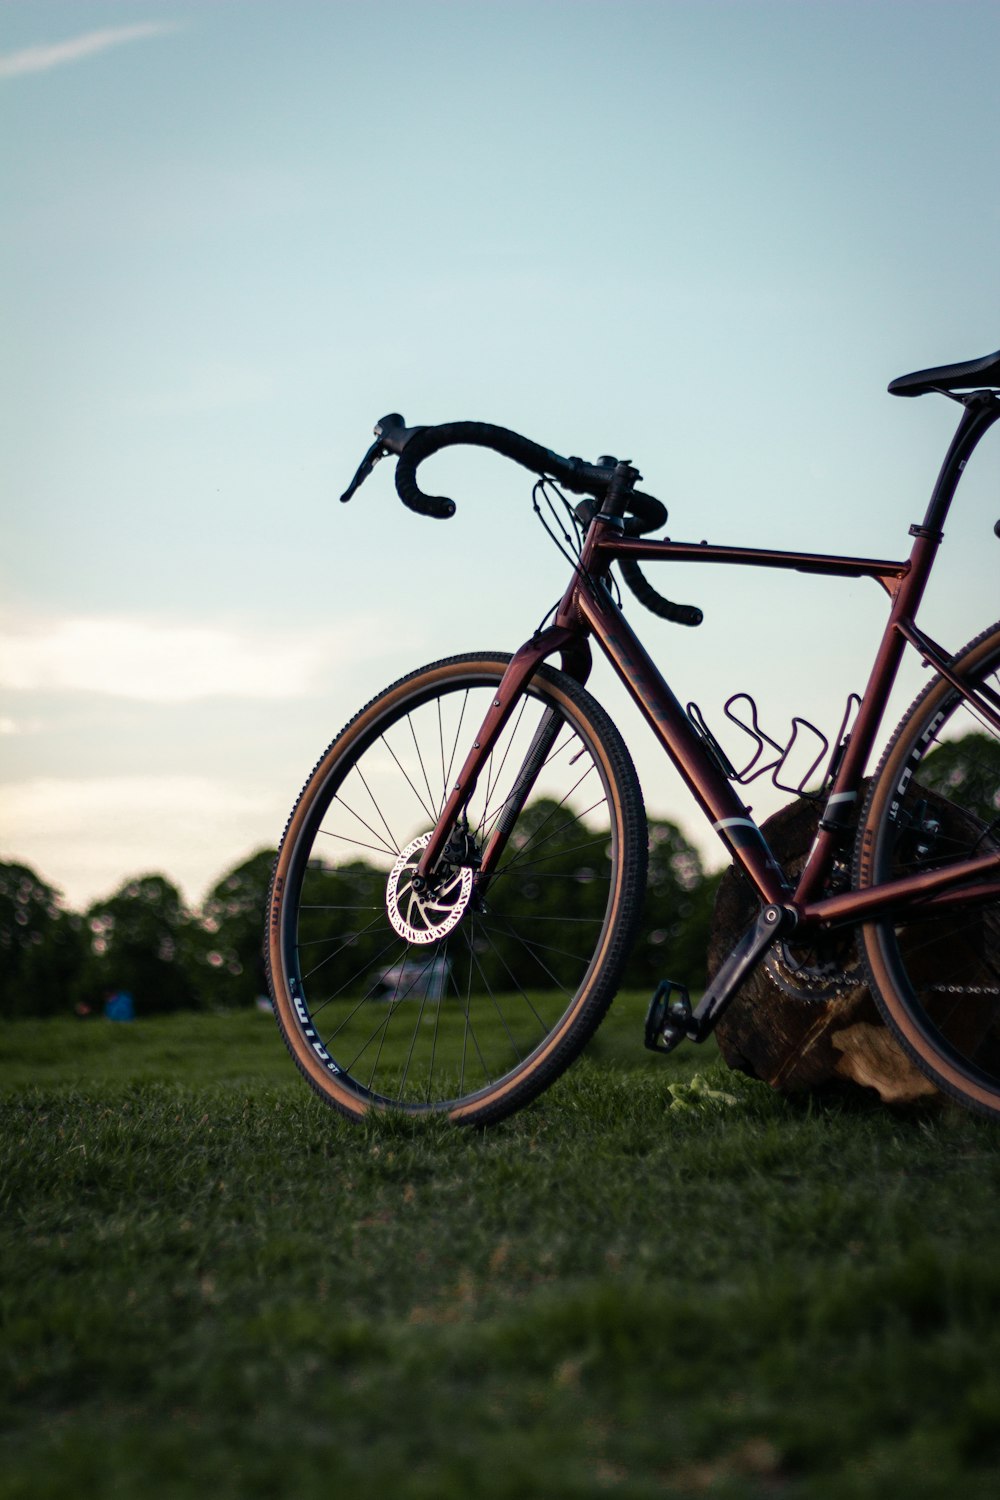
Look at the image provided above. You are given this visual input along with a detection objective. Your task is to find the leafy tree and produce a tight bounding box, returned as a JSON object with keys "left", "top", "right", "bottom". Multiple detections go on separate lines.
{"left": 623, "top": 818, "right": 719, "bottom": 991}
{"left": 0, "top": 862, "right": 87, "bottom": 1018}
{"left": 197, "top": 849, "right": 277, "bottom": 1007}
{"left": 293, "top": 857, "right": 394, "bottom": 999}
{"left": 83, "top": 875, "right": 204, "bottom": 1015}
{"left": 287, "top": 801, "right": 722, "bottom": 1001}
{"left": 479, "top": 801, "right": 720, "bottom": 993}
{"left": 485, "top": 797, "right": 615, "bottom": 992}
{"left": 918, "top": 732, "right": 1000, "bottom": 826}
{"left": 0, "top": 799, "right": 725, "bottom": 1018}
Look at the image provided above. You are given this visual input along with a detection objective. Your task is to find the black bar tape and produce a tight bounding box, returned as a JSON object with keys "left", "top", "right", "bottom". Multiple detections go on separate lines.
{"left": 393, "top": 420, "right": 668, "bottom": 534}
{"left": 618, "top": 557, "right": 703, "bottom": 627}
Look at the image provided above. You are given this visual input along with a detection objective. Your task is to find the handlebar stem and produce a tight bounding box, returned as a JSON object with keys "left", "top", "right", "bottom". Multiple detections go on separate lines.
{"left": 599, "top": 461, "right": 641, "bottom": 522}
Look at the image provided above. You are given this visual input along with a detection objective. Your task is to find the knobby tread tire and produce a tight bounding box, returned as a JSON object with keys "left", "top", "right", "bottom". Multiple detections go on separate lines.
{"left": 266, "top": 653, "right": 647, "bottom": 1126}
{"left": 854, "top": 620, "right": 1000, "bottom": 1117}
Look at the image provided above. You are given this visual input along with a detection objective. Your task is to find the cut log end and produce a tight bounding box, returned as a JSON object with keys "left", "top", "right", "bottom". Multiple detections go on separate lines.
{"left": 706, "top": 797, "right": 939, "bottom": 1105}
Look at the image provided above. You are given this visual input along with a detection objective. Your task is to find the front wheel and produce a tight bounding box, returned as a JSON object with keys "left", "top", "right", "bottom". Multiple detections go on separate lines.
{"left": 266, "top": 653, "right": 647, "bottom": 1125}
{"left": 855, "top": 621, "right": 1000, "bottom": 1116}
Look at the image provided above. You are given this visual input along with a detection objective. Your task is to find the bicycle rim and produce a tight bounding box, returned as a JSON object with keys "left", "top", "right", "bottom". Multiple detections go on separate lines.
{"left": 855, "top": 621, "right": 1000, "bottom": 1115}
{"left": 267, "top": 654, "right": 645, "bottom": 1124}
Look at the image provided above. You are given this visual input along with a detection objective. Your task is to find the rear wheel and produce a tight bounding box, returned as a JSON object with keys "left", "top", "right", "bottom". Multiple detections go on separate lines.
{"left": 855, "top": 622, "right": 1000, "bottom": 1115}
{"left": 266, "top": 653, "right": 646, "bottom": 1125}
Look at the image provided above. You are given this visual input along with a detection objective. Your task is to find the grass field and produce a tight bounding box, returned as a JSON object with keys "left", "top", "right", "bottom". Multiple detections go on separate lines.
{"left": 3, "top": 999, "right": 1000, "bottom": 1498}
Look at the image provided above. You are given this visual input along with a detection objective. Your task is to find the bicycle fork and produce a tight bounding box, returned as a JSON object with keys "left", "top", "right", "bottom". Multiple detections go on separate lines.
{"left": 414, "top": 626, "right": 577, "bottom": 889}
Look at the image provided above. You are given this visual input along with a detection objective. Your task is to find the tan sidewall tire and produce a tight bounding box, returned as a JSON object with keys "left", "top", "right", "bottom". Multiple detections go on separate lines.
{"left": 266, "top": 654, "right": 645, "bottom": 1125}
{"left": 855, "top": 621, "right": 1000, "bottom": 1115}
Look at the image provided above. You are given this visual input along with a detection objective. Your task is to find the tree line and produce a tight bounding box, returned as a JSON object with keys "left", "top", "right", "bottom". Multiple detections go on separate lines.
{"left": 4, "top": 731, "right": 995, "bottom": 1020}
{"left": 0, "top": 818, "right": 722, "bottom": 1020}
{"left": 0, "top": 851, "right": 279, "bottom": 1020}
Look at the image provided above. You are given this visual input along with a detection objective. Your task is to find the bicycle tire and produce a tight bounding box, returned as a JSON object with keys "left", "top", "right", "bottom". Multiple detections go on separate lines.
{"left": 266, "top": 653, "right": 647, "bottom": 1125}
{"left": 855, "top": 620, "right": 1000, "bottom": 1116}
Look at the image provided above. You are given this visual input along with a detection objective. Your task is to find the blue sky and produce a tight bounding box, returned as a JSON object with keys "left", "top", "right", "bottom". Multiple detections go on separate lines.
{"left": 2, "top": 0, "right": 998, "bottom": 910}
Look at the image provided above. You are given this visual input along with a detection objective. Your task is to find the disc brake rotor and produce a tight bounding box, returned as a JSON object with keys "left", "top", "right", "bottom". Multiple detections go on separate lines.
{"left": 386, "top": 833, "right": 474, "bottom": 945}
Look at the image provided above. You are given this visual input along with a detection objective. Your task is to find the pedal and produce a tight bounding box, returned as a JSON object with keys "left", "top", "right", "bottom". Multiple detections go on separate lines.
{"left": 644, "top": 980, "right": 693, "bottom": 1054}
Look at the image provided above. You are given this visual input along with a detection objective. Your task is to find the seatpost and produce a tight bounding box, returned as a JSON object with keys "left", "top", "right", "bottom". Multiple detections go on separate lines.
{"left": 599, "top": 461, "right": 640, "bottom": 523}
{"left": 920, "top": 392, "right": 1000, "bottom": 539}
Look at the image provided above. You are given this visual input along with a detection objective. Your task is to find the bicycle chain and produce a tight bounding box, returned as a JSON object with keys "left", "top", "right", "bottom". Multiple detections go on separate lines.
{"left": 766, "top": 959, "right": 1000, "bottom": 1001}
{"left": 763, "top": 944, "right": 864, "bottom": 1003}
{"left": 929, "top": 983, "right": 1000, "bottom": 996}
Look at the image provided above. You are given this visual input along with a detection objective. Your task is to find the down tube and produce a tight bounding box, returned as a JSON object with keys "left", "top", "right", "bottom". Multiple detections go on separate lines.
{"left": 577, "top": 585, "right": 791, "bottom": 904}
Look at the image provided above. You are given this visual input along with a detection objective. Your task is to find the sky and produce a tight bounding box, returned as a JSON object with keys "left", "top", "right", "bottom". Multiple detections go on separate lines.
{"left": 2, "top": 0, "right": 998, "bottom": 913}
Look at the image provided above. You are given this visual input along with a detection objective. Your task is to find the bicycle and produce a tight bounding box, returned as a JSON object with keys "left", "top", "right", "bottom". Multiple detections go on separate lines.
{"left": 266, "top": 347, "right": 1000, "bottom": 1125}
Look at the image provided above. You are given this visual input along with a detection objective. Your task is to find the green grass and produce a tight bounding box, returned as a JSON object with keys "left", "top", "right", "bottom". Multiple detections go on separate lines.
{"left": 3, "top": 1003, "right": 1000, "bottom": 1498}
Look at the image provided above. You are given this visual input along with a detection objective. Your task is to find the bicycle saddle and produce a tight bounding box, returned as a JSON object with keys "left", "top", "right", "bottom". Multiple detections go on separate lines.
{"left": 889, "top": 348, "right": 1000, "bottom": 397}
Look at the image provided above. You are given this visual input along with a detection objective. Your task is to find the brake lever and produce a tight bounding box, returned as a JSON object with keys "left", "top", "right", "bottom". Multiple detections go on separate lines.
{"left": 340, "top": 414, "right": 428, "bottom": 503}
{"left": 339, "top": 437, "right": 386, "bottom": 503}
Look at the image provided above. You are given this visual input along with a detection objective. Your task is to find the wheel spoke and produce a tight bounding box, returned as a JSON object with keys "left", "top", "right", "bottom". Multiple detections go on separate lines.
{"left": 269, "top": 656, "right": 644, "bottom": 1121}
{"left": 859, "top": 623, "right": 1000, "bottom": 1113}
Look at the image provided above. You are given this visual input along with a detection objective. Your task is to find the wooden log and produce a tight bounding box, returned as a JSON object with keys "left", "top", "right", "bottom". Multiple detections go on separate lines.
{"left": 707, "top": 797, "right": 940, "bottom": 1103}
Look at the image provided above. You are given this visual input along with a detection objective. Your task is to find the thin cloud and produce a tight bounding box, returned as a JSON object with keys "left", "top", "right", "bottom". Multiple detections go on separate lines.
{"left": 0, "top": 617, "right": 354, "bottom": 703}
{"left": 0, "top": 775, "right": 279, "bottom": 909}
{"left": 0, "top": 23, "right": 178, "bottom": 80}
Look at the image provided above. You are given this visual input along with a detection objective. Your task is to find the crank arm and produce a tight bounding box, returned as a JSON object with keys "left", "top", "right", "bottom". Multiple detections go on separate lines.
{"left": 687, "top": 903, "right": 795, "bottom": 1043}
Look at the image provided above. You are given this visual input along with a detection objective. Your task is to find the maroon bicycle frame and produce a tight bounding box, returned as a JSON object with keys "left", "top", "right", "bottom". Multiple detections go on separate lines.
{"left": 416, "top": 396, "right": 1000, "bottom": 941}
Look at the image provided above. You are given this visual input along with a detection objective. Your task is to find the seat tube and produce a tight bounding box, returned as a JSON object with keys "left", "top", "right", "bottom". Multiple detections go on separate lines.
{"left": 796, "top": 393, "right": 1000, "bottom": 904}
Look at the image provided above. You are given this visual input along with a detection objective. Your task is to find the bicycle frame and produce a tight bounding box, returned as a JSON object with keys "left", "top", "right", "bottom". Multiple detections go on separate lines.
{"left": 413, "top": 394, "right": 1000, "bottom": 1034}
